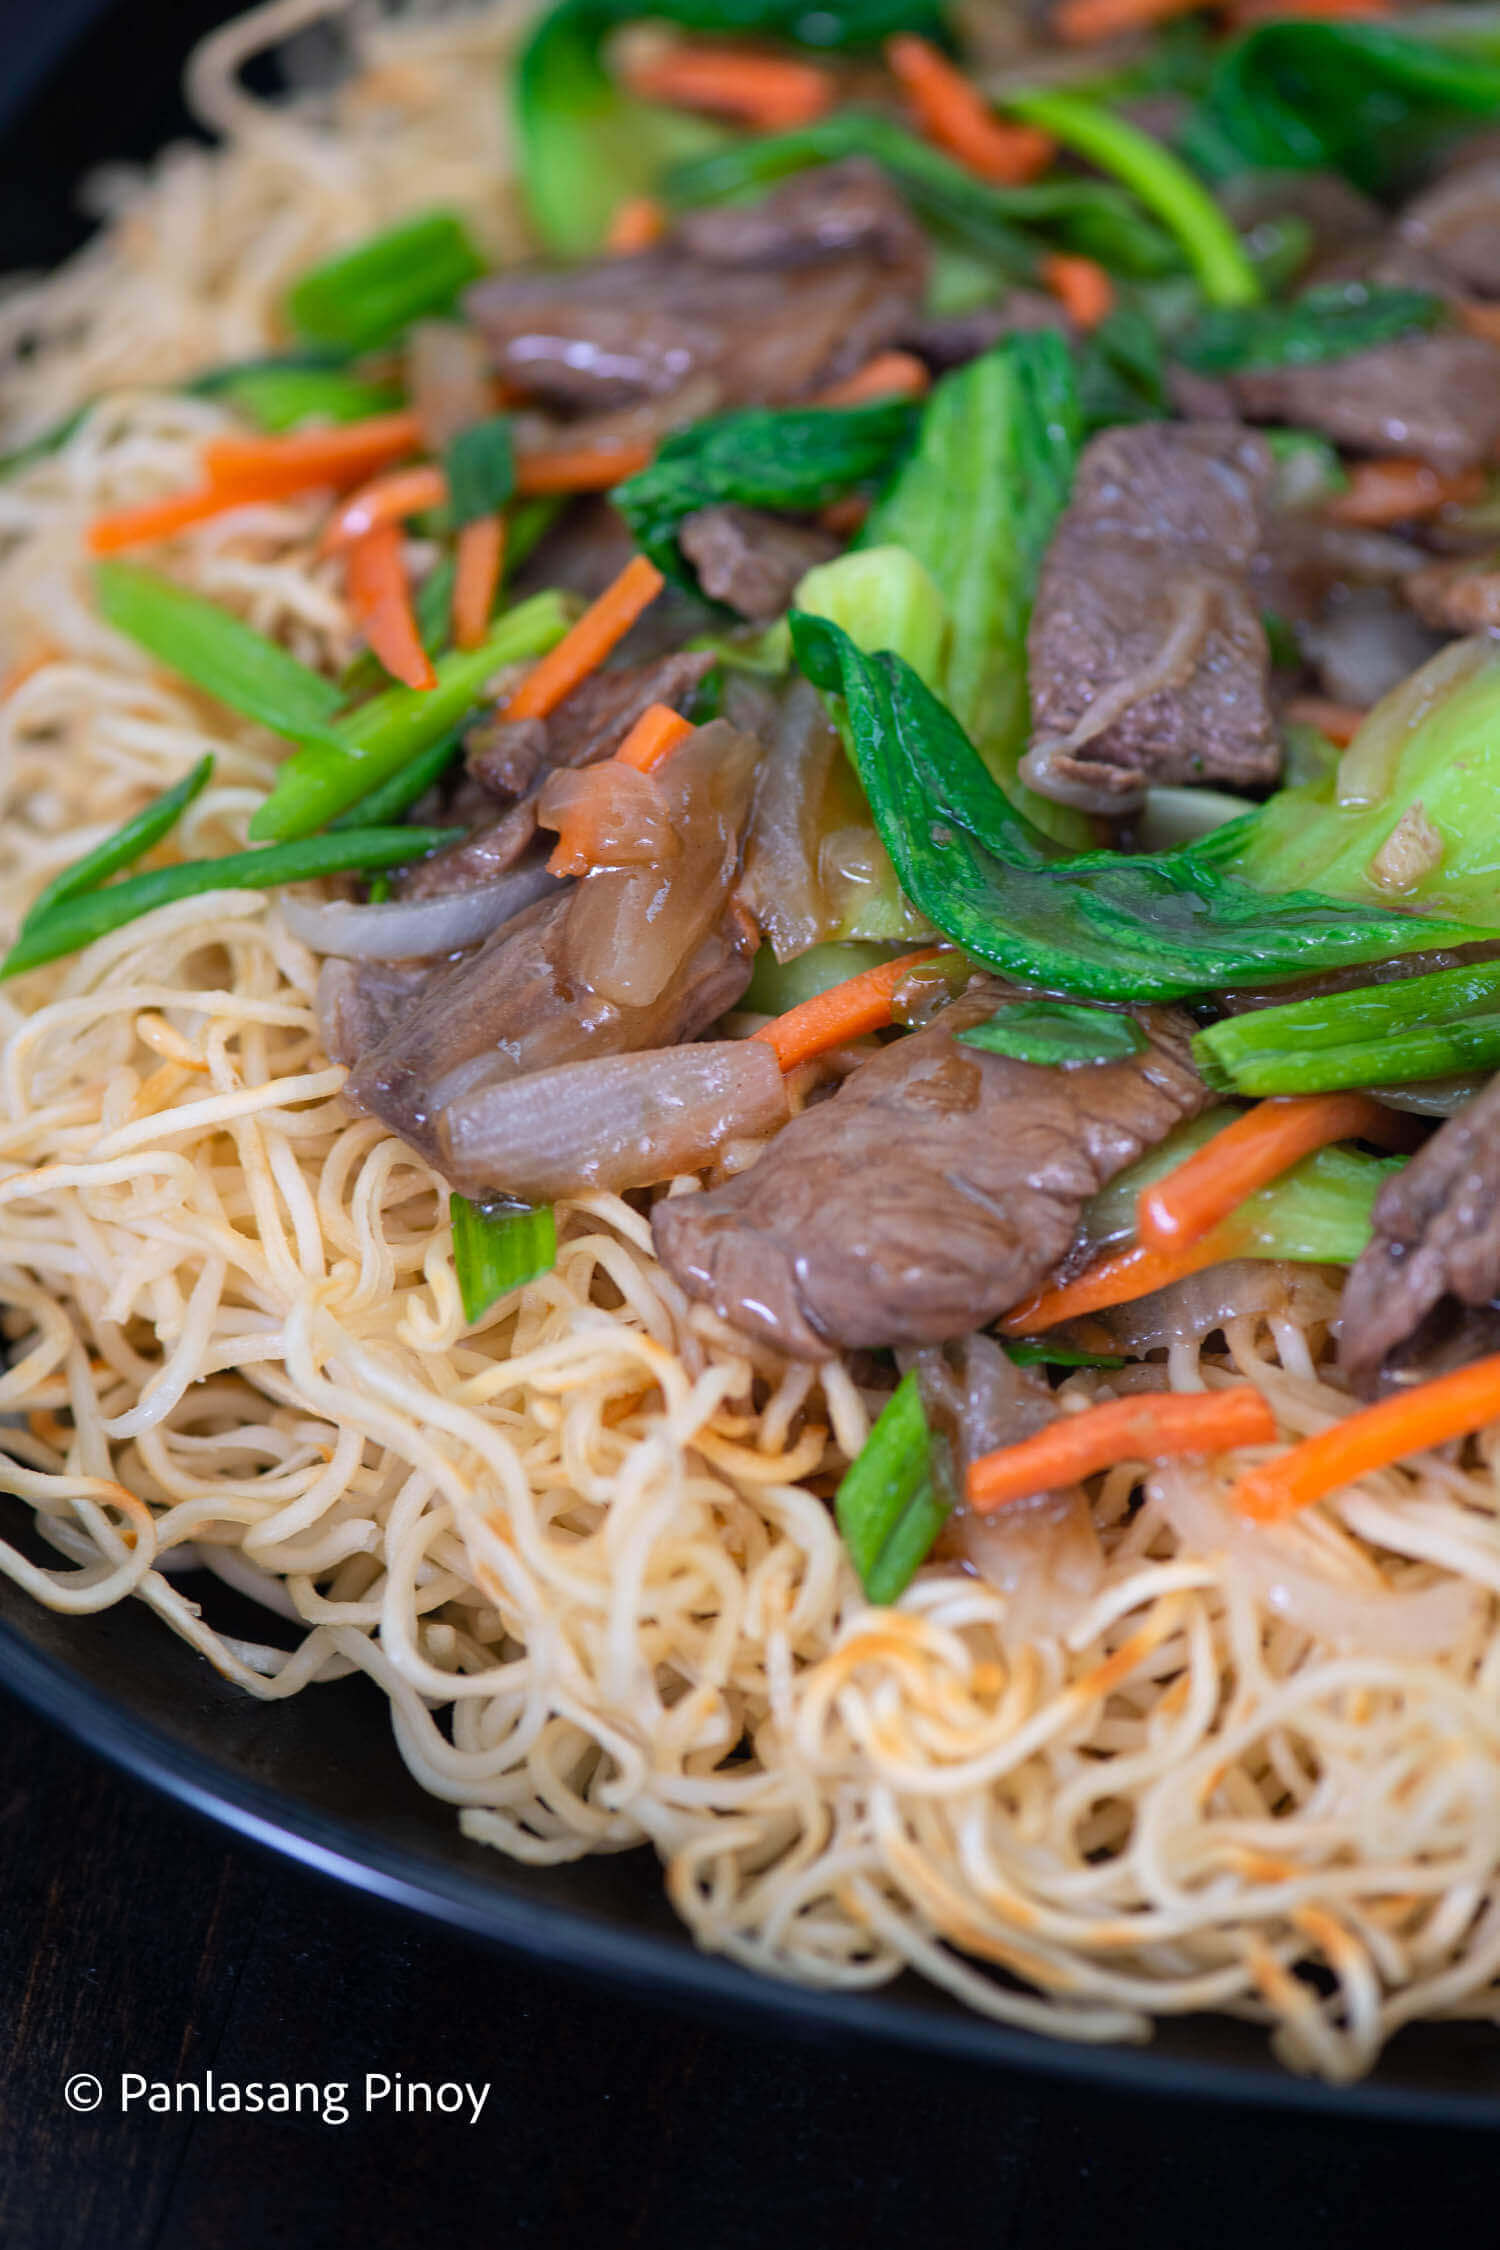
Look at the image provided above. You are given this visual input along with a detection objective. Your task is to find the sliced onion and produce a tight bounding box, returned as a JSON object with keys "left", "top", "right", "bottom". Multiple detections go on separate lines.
{"left": 407, "top": 319, "right": 491, "bottom": 452}
{"left": 1154, "top": 1465, "right": 1480, "bottom": 1659}
{"left": 537, "top": 760, "right": 677, "bottom": 875}
{"left": 740, "top": 677, "right": 840, "bottom": 964}
{"left": 281, "top": 865, "right": 563, "bottom": 960}
{"left": 1337, "top": 634, "right": 1498, "bottom": 808}
{"left": 439, "top": 1038, "right": 789, "bottom": 1201}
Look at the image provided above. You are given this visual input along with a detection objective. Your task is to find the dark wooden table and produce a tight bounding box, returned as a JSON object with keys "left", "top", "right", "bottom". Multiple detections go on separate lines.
{"left": 0, "top": 1691, "right": 1496, "bottom": 2250}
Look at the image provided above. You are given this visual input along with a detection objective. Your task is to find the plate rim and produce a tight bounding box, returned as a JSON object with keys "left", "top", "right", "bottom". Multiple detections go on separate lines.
{"left": 3, "top": 1608, "right": 1498, "bottom": 2127}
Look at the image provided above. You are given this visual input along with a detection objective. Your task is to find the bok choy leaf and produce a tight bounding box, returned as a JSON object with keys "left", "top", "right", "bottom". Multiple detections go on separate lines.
{"left": 1177, "top": 283, "right": 1445, "bottom": 375}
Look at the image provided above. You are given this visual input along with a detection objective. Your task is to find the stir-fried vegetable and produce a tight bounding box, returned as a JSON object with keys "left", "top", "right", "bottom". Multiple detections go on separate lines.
{"left": 886, "top": 33, "right": 1055, "bottom": 185}
{"left": 959, "top": 1003, "right": 1145, "bottom": 1067}
{"left": 613, "top": 398, "right": 920, "bottom": 591}
{"left": 1194, "top": 960, "right": 1500, "bottom": 1096}
{"left": 1176, "top": 284, "right": 1445, "bottom": 374}
{"left": 450, "top": 1197, "right": 558, "bottom": 1324}
{"left": 328, "top": 727, "right": 464, "bottom": 830}
{"left": 789, "top": 613, "right": 1487, "bottom": 1003}
{"left": 751, "top": 946, "right": 941, "bottom": 1069}
{"left": 502, "top": 555, "right": 664, "bottom": 719}
{"left": 252, "top": 591, "right": 574, "bottom": 840}
{"left": 834, "top": 1369, "right": 949, "bottom": 1604}
{"left": 1137, "top": 1093, "right": 1409, "bottom": 1250}
{"left": 286, "top": 211, "right": 488, "bottom": 354}
{"left": 96, "top": 563, "right": 345, "bottom": 745}
{"left": 19, "top": 755, "right": 214, "bottom": 935}
{"left": 2, "top": 827, "right": 462, "bottom": 980}
{"left": 208, "top": 366, "right": 404, "bottom": 433}
{"left": 968, "top": 1387, "right": 1276, "bottom": 1513}
{"left": 1234, "top": 1354, "right": 1500, "bottom": 1525}
{"left": 445, "top": 416, "right": 516, "bottom": 525}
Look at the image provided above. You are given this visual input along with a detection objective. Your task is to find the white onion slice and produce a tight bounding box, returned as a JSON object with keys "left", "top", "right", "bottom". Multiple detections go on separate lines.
{"left": 281, "top": 865, "right": 562, "bottom": 960}
{"left": 440, "top": 1039, "right": 789, "bottom": 1200}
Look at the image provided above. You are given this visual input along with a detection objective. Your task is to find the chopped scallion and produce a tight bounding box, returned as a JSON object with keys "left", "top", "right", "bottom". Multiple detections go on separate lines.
{"left": 20, "top": 755, "right": 213, "bottom": 934}
{"left": 446, "top": 416, "right": 516, "bottom": 527}
{"left": 329, "top": 725, "right": 466, "bottom": 830}
{"left": 96, "top": 563, "right": 344, "bottom": 748}
{"left": 286, "top": 211, "right": 487, "bottom": 355}
{"left": 835, "top": 1370, "right": 948, "bottom": 1606}
{"left": 451, "top": 1196, "right": 557, "bottom": 1324}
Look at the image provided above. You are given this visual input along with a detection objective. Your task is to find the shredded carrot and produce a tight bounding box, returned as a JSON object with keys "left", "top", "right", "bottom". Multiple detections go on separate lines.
{"left": 1283, "top": 694, "right": 1368, "bottom": 748}
{"left": 514, "top": 441, "right": 654, "bottom": 496}
{"left": 1000, "top": 1233, "right": 1231, "bottom": 1334}
{"left": 201, "top": 409, "right": 423, "bottom": 492}
{"left": 751, "top": 948, "right": 943, "bottom": 1072}
{"left": 1040, "top": 251, "right": 1116, "bottom": 330}
{"left": 87, "top": 482, "right": 264, "bottom": 555}
{"left": 606, "top": 196, "right": 669, "bottom": 254}
{"left": 345, "top": 522, "right": 436, "bottom": 693}
{"left": 623, "top": 43, "right": 835, "bottom": 130}
{"left": 886, "top": 35, "right": 1054, "bottom": 184}
{"left": 1053, "top": 0, "right": 1204, "bottom": 42}
{"left": 1327, "top": 459, "right": 1487, "bottom": 527}
{"left": 452, "top": 513, "right": 507, "bottom": 651}
{"left": 320, "top": 464, "right": 448, "bottom": 555}
{"left": 1458, "top": 299, "right": 1500, "bottom": 348}
{"left": 1233, "top": 1353, "right": 1500, "bottom": 1525}
{"left": 969, "top": 1386, "right": 1277, "bottom": 1513}
{"left": 1138, "top": 1095, "right": 1412, "bottom": 1255}
{"left": 613, "top": 701, "right": 694, "bottom": 774}
{"left": 815, "top": 351, "right": 932, "bottom": 408}
{"left": 503, "top": 553, "right": 664, "bottom": 722}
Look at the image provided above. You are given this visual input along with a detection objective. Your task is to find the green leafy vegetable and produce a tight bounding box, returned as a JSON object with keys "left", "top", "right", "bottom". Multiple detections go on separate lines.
{"left": 451, "top": 1196, "right": 558, "bottom": 1323}
{"left": 445, "top": 416, "right": 516, "bottom": 526}
{"left": 858, "top": 332, "right": 1086, "bottom": 842}
{"left": 613, "top": 398, "right": 920, "bottom": 591}
{"left": 20, "top": 756, "right": 214, "bottom": 935}
{"left": 1194, "top": 960, "right": 1500, "bottom": 1096}
{"left": 959, "top": 1003, "right": 1146, "bottom": 1067}
{"left": 1187, "top": 18, "right": 1500, "bottom": 194}
{"left": 1004, "top": 1340, "right": 1127, "bottom": 1369}
{"left": 252, "top": 591, "right": 575, "bottom": 842}
{"left": 834, "top": 1369, "right": 948, "bottom": 1606}
{"left": 665, "top": 108, "right": 1185, "bottom": 280}
{"left": 1177, "top": 283, "right": 1444, "bottom": 374}
{"left": 1072, "top": 300, "right": 1169, "bottom": 432}
{"left": 286, "top": 211, "right": 487, "bottom": 354}
{"left": 796, "top": 547, "right": 950, "bottom": 695}
{"left": 1000, "top": 88, "right": 1260, "bottom": 307}
{"left": 2, "top": 828, "right": 462, "bottom": 981}
{"left": 329, "top": 727, "right": 465, "bottom": 831}
{"left": 789, "top": 611, "right": 1488, "bottom": 1002}
{"left": 96, "top": 562, "right": 345, "bottom": 748}
{"left": 207, "top": 367, "right": 403, "bottom": 432}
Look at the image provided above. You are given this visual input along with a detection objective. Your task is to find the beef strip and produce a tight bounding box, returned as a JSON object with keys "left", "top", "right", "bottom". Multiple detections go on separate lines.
{"left": 1404, "top": 553, "right": 1500, "bottom": 635}
{"left": 318, "top": 959, "right": 432, "bottom": 1069}
{"left": 1022, "top": 422, "right": 1278, "bottom": 814}
{"left": 678, "top": 505, "right": 840, "bottom": 620}
{"left": 1398, "top": 157, "right": 1500, "bottom": 299}
{"left": 465, "top": 161, "right": 927, "bottom": 416}
{"left": 393, "top": 800, "right": 540, "bottom": 900}
{"left": 1230, "top": 332, "right": 1500, "bottom": 475}
{"left": 1340, "top": 1075, "right": 1500, "bottom": 1396}
{"left": 464, "top": 650, "right": 714, "bottom": 805}
{"left": 652, "top": 995, "right": 1208, "bottom": 1359}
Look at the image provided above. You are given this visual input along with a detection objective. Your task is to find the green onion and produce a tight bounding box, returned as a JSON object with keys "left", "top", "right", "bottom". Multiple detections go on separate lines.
{"left": 1001, "top": 88, "right": 1261, "bottom": 307}
{"left": 212, "top": 367, "right": 404, "bottom": 432}
{"left": 286, "top": 210, "right": 487, "bottom": 355}
{"left": 2, "top": 827, "right": 462, "bottom": 980}
{"left": 450, "top": 1196, "right": 557, "bottom": 1324}
{"left": 251, "top": 591, "right": 575, "bottom": 842}
{"left": 835, "top": 1370, "right": 948, "bottom": 1606}
{"left": 96, "top": 562, "right": 344, "bottom": 748}
{"left": 504, "top": 496, "right": 564, "bottom": 581}
{"left": 959, "top": 1003, "right": 1146, "bottom": 1067}
{"left": 20, "top": 755, "right": 213, "bottom": 934}
{"left": 1004, "top": 1340, "right": 1127, "bottom": 1370}
{"left": 1193, "top": 960, "right": 1500, "bottom": 1095}
{"left": 329, "top": 725, "right": 466, "bottom": 830}
{"left": 445, "top": 417, "right": 515, "bottom": 526}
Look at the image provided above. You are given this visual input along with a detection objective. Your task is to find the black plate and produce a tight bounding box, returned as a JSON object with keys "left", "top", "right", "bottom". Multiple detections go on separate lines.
{"left": 6, "top": 0, "right": 1500, "bottom": 2129}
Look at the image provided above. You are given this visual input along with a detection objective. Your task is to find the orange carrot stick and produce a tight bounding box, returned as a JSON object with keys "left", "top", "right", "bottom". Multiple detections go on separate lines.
{"left": 320, "top": 464, "right": 448, "bottom": 555}
{"left": 87, "top": 482, "right": 268, "bottom": 555}
{"left": 1328, "top": 459, "right": 1487, "bottom": 527}
{"left": 1233, "top": 1354, "right": 1500, "bottom": 1524}
{"left": 1040, "top": 251, "right": 1116, "bottom": 330}
{"left": 1000, "top": 1234, "right": 1233, "bottom": 1334}
{"left": 1054, "top": 0, "right": 1205, "bottom": 43}
{"left": 886, "top": 34, "right": 1055, "bottom": 183}
{"left": 613, "top": 702, "right": 694, "bottom": 774}
{"left": 1283, "top": 695, "right": 1368, "bottom": 748}
{"left": 969, "top": 1386, "right": 1277, "bottom": 1512}
{"left": 814, "top": 350, "right": 932, "bottom": 407}
{"left": 623, "top": 44, "right": 835, "bottom": 130}
{"left": 1458, "top": 299, "right": 1500, "bottom": 348}
{"left": 345, "top": 523, "right": 436, "bottom": 693}
{"left": 751, "top": 948, "right": 943, "bottom": 1072}
{"left": 451, "top": 514, "right": 507, "bottom": 651}
{"left": 202, "top": 409, "right": 423, "bottom": 492}
{"left": 606, "top": 196, "right": 669, "bottom": 253}
{"left": 514, "top": 441, "right": 654, "bottom": 496}
{"left": 1138, "top": 1095, "right": 1411, "bottom": 1254}
{"left": 502, "top": 554, "right": 664, "bottom": 722}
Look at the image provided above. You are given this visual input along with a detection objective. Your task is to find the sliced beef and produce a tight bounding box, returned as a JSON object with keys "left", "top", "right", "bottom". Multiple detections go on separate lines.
{"left": 652, "top": 998, "right": 1208, "bottom": 1359}
{"left": 1230, "top": 332, "right": 1500, "bottom": 476}
{"left": 465, "top": 160, "right": 927, "bottom": 416}
{"left": 1398, "top": 157, "right": 1500, "bottom": 299}
{"left": 318, "top": 959, "right": 432, "bottom": 1069}
{"left": 1404, "top": 552, "right": 1500, "bottom": 635}
{"left": 1022, "top": 422, "right": 1278, "bottom": 815}
{"left": 465, "top": 650, "right": 714, "bottom": 803}
{"left": 464, "top": 715, "right": 549, "bottom": 803}
{"left": 678, "top": 505, "right": 839, "bottom": 620}
{"left": 1340, "top": 1075, "right": 1500, "bottom": 1396}
{"left": 393, "top": 800, "right": 539, "bottom": 900}
{"left": 1222, "top": 170, "right": 1384, "bottom": 274}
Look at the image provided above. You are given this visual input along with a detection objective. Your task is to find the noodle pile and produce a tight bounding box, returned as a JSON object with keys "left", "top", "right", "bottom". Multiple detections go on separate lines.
{"left": 5, "top": 0, "right": 1500, "bottom": 2084}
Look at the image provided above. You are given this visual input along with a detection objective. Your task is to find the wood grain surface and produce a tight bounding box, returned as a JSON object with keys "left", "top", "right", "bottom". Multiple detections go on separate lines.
{"left": 0, "top": 1692, "right": 1496, "bottom": 2250}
